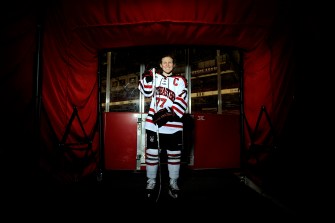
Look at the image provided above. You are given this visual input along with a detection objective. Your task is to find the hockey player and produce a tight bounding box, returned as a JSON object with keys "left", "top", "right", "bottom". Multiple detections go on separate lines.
{"left": 138, "top": 54, "right": 188, "bottom": 199}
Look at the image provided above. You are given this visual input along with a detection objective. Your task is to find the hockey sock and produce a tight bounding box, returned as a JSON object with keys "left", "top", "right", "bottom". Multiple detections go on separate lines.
{"left": 146, "top": 148, "right": 159, "bottom": 179}
{"left": 167, "top": 149, "right": 181, "bottom": 179}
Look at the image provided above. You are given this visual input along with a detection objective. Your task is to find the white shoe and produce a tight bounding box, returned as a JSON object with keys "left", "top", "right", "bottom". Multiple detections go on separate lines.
{"left": 146, "top": 178, "right": 156, "bottom": 190}
{"left": 168, "top": 178, "right": 180, "bottom": 199}
{"left": 146, "top": 178, "right": 156, "bottom": 199}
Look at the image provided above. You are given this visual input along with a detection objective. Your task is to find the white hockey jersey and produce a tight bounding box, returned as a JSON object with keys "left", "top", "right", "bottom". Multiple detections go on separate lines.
{"left": 138, "top": 70, "right": 188, "bottom": 134}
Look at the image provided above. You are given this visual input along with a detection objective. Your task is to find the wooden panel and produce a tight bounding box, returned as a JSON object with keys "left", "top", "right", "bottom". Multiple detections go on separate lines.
{"left": 104, "top": 112, "right": 138, "bottom": 170}
{"left": 191, "top": 113, "right": 241, "bottom": 169}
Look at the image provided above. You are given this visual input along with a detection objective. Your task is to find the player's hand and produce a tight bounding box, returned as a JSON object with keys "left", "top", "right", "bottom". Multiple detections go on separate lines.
{"left": 152, "top": 107, "right": 174, "bottom": 127}
{"left": 142, "top": 68, "right": 154, "bottom": 82}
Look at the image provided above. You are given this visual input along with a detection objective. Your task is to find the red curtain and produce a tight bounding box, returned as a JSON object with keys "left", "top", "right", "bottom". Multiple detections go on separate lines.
{"left": 3, "top": 0, "right": 302, "bottom": 181}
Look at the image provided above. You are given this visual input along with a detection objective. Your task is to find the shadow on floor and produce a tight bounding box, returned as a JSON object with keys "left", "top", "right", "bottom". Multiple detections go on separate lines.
{"left": 12, "top": 167, "right": 306, "bottom": 220}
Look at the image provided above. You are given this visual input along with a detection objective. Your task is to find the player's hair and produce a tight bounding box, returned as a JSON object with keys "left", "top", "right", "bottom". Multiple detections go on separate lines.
{"left": 159, "top": 52, "right": 176, "bottom": 65}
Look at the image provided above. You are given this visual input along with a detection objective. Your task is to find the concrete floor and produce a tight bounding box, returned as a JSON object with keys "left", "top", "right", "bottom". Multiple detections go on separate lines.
{"left": 21, "top": 167, "right": 298, "bottom": 220}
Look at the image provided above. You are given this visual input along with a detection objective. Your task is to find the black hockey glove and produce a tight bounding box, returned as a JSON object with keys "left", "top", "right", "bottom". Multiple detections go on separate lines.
{"left": 142, "top": 69, "right": 153, "bottom": 82}
{"left": 152, "top": 107, "right": 174, "bottom": 127}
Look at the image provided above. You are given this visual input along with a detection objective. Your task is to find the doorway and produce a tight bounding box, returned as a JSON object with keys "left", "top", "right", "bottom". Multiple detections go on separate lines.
{"left": 100, "top": 46, "right": 242, "bottom": 170}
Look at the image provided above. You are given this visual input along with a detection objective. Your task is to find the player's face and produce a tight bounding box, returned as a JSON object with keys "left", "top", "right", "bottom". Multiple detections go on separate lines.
{"left": 160, "top": 56, "right": 174, "bottom": 75}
